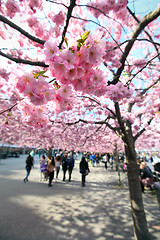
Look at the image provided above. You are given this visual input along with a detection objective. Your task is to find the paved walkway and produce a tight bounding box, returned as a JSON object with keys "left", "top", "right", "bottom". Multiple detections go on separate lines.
{"left": 0, "top": 154, "right": 159, "bottom": 240}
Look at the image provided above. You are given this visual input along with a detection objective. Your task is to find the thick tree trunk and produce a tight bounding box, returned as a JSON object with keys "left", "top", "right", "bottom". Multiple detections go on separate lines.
{"left": 125, "top": 144, "right": 152, "bottom": 240}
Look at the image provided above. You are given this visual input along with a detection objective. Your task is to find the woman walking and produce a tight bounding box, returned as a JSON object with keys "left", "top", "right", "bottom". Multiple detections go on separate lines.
{"left": 24, "top": 152, "right": 34, "bottom": 182}
{"left": 40, "top": 155, "right": 48, "bottom": 181}
{"left": 79, "top": 156, "right": 90, "bottom": 187}
{"left": 55, "top": 154, "right": 61, "bottom": 180}
{"left": 47, "top": 154, "right": 55, "bottom": 187}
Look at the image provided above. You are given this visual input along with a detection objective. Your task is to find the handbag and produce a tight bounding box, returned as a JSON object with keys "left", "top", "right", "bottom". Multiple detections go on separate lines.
{"left": 85, "top": 170, "right": 89, "bottom": 175}
{"left": 47, "top": 169, "right": 50, "bottom": 176}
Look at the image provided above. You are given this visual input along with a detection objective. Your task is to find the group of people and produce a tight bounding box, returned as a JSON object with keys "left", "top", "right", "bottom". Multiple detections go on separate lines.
{"left": 23, "top": 150, "right": 159, "bottom": 191}
{"left": 40, "top": 152, "right": 75, "bottom": 187}
{"left": 24, "top": 151, "right": 90, "bottom": 187}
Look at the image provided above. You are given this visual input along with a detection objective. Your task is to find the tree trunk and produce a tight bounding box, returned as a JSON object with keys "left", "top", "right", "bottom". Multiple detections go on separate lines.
{"left": 125, "top": 144, "right": 152, "bottom": 240}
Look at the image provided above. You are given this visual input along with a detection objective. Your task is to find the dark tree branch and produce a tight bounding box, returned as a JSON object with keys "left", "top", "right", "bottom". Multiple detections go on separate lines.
{"left": 140, "top": 77, "right": 160, "bottom": 96}
{"left": 59, "top": 0, "right": 76, "bottom": 49}
{"left": 77, "top": 95, "right": 116, "bottom": 118}
{"left": 0, "top": 98, "right": 24, "bottom": 115}
{"left": 0, "top": 15, "right": 45, "bottom": 45}
{"left": 0, "top": 50, "right": 49, "bottom": 67}
{"left": 108, "top": 5, "right": 160, "bottom": 85}
{"left": 46, "top": 0, "right": 68, "bottom": 8}
{"left": 71, "top": 15, "right": 125, "bottom": 58}
{"left": 81, "top": 125, "right": 103, "bottom": 146}
{"left": 127, "top": 53, "right": 160, "bottom": 84}
{"left": 127, "top": 7, "right": 160, "bottom": 61}
{"left": 77, "top": 3, "right": 128, "bottom": 35}
{"left": 134, "top": 117, "right": 154, "bottom": 141}
{"left": 105, "top": 38, "right": 160, "bottom": 52}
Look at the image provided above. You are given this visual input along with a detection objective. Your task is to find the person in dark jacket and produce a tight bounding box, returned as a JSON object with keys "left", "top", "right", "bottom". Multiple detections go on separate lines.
{"left": 66, "top": 153, "right": 75, "bottom": 182}
{"left": 61, "top": 153, "right": 68, "bottom": 181}
{"left": 79, "top": 156, "right": 90, "bottom": 187}
{"left": 139, "top": 161, "right": 153, "bottom": 192}
{"left": 24, "top": 153, "right": 34, "bottom": 182}
{"left": 47, "top": 154, "right": 55, "bottom": 187}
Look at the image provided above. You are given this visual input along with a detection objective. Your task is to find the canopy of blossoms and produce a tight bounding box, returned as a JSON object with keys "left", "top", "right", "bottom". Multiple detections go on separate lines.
{"left": 0, "top": 0, "right": 160, "bottom": 153}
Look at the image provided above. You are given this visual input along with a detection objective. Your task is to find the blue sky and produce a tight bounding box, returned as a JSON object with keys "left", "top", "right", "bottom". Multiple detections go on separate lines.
{"left": 128, "top": 0, "right": 160, "bottom": 15}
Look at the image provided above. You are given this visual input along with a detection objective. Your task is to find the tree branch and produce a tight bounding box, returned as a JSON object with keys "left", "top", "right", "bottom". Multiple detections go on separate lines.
{"left": 81, "top": 125, "right": 103, "bottom": 147}
{"left": 46, "top": 0, "right": 67, "bottom": 8}
{"left": 0, "top": 15, "right": 45, "bottom": 45}
{"left": 127, "top": 7, "right": 160, "bottom": 61}
{"left": 105, "top": 38, "right": 160, "bottom": 52}
{"left": 71, "top": 15, "right": 125, "bottom": 57}
{"left": 59, "top": 0, "right": 76, "bottom": 49}
{"left": 0, "top": 50, "right": 49, "bottom": 67}
{"left": 134, "top": 117, "right": 154, "bottom": 141}
{"left": 109, "top": 5, "right": 160, "bottom": 85}
{"left": 140, "top": 77, "right": 160, "bottom": 96}
{"left": 127, "top": 53, "right": 160, "bottom": 84}
{"left": 0, "top": 98, "right": 24, "bottom": 115}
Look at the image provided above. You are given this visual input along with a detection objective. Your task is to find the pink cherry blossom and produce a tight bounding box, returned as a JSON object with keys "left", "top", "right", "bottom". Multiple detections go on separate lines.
{"left": 52, "top": 11, "right": 65, "bottom": 26}
{"left": 72, "top": 77, "right": 87, "bottom": 92}
{"left": 5, "top": 0, "right": 20, "bottom": 18}
{"left": 59, "top": 49, "right": 77, "bottom": 68}
{"left": 43, "top": 39, "right": 59, "bottom": 61}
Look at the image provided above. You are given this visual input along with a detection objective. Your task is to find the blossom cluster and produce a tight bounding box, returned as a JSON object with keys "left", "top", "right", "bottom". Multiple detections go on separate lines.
{"left": 106, "top": 82, "right": 133, "bottom": 102}
{"left": 16, "top": 73, "right": 55, "bottom": 105}
{"left": 4, "top": 0, "right": 20, "bottom": 18}
{"left": 17, "top": 102, "right": 49, "bottom": 127}
{"left": 44, "top": 32, "right": 133, "bottom": 111}
{"left": 88, "top": 0, "right": 128, "bottom": 22}
{"left": 44, "top": 34, "right": 106, "bottom": 94}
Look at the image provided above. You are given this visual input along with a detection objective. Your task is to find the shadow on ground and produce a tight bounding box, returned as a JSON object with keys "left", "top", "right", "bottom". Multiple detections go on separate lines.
{"left": 0, "top": 156, "right": 159, "bottom": 240}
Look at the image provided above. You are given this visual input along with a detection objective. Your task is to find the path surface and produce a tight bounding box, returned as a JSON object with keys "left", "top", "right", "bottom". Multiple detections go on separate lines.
{"left": 0, "top": 154, "right": 159, "bottom": 240}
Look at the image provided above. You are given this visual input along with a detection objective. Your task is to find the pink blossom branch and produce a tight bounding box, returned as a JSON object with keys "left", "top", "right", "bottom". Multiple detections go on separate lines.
{"left": 81, "top": 125, "right": 103, "bottom": 146}
{"left": 127, "top": 7, "right": 160, "bottom": 60}
{"left": 71, "top": 15, "right": 125, "bottom": 57}
{"left": 140, "top": 77, "right": 160, "bottom": 96}
{"left": 134, "top": 117, "right": 154, "bottom": 141}
{"left": 0, "top": 103, "right": 17, "bottom": 115}
{"left": 0, "top": 98, "right": 24, "bottom": 115}
{"left": 109, "top": 4, "right": 160, "bottom": 85}
{"left": 59, "top": 0, "right": 76, "bottom": 49}
{"left": 105, "top": 39, "right": 160, "bottom": 52}
{"left": 46, "top": 0, "right": 68, "bottom": 9}
{"left": 0, "top": 50, "right": 49, "bottom": 67}
{"left": 0, "top": 15, "right": 45, "bottom": 45}
{"left": 128, "top": 53, "right": 160, "bottom": 83}
{"left": 77, "top": 3, "right": 128, "bottom": 34}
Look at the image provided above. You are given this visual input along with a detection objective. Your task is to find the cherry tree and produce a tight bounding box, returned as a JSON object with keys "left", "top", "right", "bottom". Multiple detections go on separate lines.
{"left": 0, "top": 0, "right": 160, "bottom": 239}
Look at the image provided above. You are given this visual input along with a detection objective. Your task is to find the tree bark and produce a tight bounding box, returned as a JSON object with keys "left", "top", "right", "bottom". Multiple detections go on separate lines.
{"left": 124, "top": 135, "right": 152, "bottom": 240}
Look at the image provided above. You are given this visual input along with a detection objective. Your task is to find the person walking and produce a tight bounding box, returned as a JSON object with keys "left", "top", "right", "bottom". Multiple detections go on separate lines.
{"left": 24, "top": 152, "right": 34, "bottom": 182}
{"left": 40, "top": 155, "right": 48, "bottom": 181}
{"left": 47, "top": 154, "right": 55, "bottom": 187}
{"left": 90, "top": 153, "right": 96, "bottom": 167}
{"left": 79, "top": 156, "right": 90, "bottom": 187}
{"left": 66, "top": 153, "right": 75, "bottom": 182}
{"left": 61, "top": 152, "right": 68, "bottom": 181}
{"left": 103, "top": 153, "right": 108, "bottom": 170}
{"left": 55, "top": 154, "right": 61, "bottom": 180}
